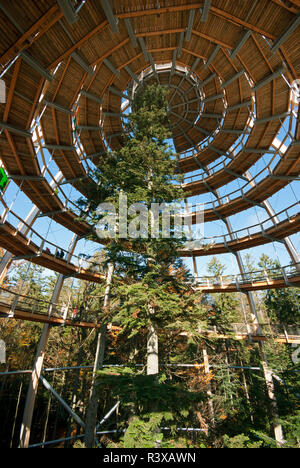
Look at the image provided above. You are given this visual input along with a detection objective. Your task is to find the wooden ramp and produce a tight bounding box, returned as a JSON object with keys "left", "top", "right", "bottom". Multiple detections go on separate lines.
{"left": 0, "top": 220, "right": 106, "bottom": 284}
{"left": 180, "top": 212, "right": 300, "bottom": 256}
{"left": 196, "top": 275, "right": 300, "bottom": 293}
{"left": 0, "top": 219, "right": 299, "bottom": 293}
{"left": 0, "top": 302, "right": 102, "bottom": 329}
{"left": 1, "top": 302, "right": 299, "bottom": 344}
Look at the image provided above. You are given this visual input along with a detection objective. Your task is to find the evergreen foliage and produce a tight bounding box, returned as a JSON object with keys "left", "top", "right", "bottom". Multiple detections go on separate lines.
{"left": 97, "top": 366, "right": 204, "bottom": 448}
{"left": 78, "top": 83, "right": 206, "bottom": 360}
{"left": 264, "top": 287, "right": 300, "bottom": 325}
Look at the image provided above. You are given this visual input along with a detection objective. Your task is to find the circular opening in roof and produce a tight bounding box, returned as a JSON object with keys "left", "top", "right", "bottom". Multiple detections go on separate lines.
{"left": 122, "top": 62, "right": 210, "bottom": 151}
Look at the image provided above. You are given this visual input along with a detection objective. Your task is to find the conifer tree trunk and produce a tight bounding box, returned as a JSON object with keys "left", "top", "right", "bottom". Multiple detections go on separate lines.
{"left": 84, "top": 263, "right": 114, "bottom": 448}
{"left": 258, "top": 342, "right": 284, "bottom": 446}
{"left": 146, "top": 170, "right": 159, "bottom": 376}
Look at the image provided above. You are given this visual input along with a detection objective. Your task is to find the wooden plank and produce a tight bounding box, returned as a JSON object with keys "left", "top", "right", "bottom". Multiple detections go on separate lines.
{"left": 1, "top": 305, "right": 299, "bottom": 343}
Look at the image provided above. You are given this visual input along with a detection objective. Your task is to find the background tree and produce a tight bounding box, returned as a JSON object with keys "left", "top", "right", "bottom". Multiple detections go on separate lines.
{"left": 206, "top": 257, "right": 241, "bottom": 330}
{"left": 264, "top": 287, "right": 300, "bottom": 325}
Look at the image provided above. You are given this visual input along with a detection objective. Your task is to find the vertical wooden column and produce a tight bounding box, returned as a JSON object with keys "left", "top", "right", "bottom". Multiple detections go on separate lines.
{"left": 19, "top": 323, "right": 51, "bottom": 448}
{"left": 258, "top": 342, "right": 285, "bottom": 446}
{"left": 84, "top": 263, "right": 114, "bottom": 448}
{"left": 205, "top": 177, "right": 284, "bottom": 443}
{"left": 18, "top": 233, "right": 78, "bottom": 448}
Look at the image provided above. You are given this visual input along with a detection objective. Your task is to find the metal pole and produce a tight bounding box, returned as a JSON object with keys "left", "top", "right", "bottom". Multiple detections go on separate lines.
{"left": 39, "top": 375, "right": 85, "bottom": 428}
{"left": 259, "top": 342, "right": 285, "bottom": 446}
{"left": 18, "top": 234, "right": 78, "bottom": 448}
{"left": 201, "top": 162, "right": 261, "bottom": 329}
{"left": 203, "top": 348, "right": 215, "bottom": 426}
{"left": 96, "top": 401, "right": 120, "bottom": 429}
{"left": 224, "top": 204, "right": 284, "bottom": 445}
{"left": 201, "top": 163, "right": 284, "bottom": 443}
{"left": 223, "top": 217, "right": 262, "bottom": 329}
{"left": 184, "top": 199, "right": 198, "bottom": 277}
{"left": 28, "top": 427, "right": 206, "bottom": 448}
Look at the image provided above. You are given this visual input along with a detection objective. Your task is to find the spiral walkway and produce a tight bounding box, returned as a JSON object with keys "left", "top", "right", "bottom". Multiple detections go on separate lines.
{"left": 1, "top": 286, "right": 300, "bottom": 343}
{"left": 0, "top": 3, "right": 300, "bottom": 450}
{"left": 0, "top": 0, "right": 299, "bottom": 291}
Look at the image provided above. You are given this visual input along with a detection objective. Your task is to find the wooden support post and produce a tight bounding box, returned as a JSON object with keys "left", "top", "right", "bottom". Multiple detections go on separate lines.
{"left": 84, "top": 263, "right": 114, "bottom": 448}
{"left": 10, "top": 379, "right": 23, "bottom": 448}
{"left": 84, "top": 324, "right": 106, "bottom": 448}
{"left": 19, "top": 323, "right": 51, "bottom": 448}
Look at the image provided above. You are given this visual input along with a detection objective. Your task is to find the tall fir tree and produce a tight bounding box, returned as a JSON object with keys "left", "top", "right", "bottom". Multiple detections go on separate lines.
{"left": 78, "top": 84, "right": 207, "bottom": 447}
{"left": 78, "top": 83, "right": 206, "bottom": 371}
